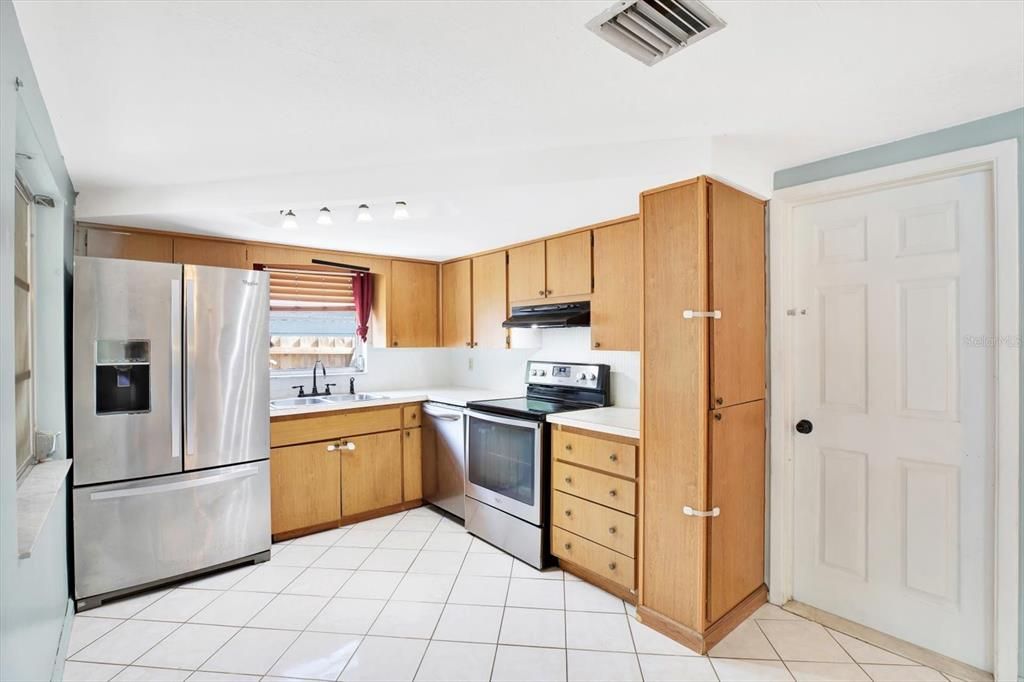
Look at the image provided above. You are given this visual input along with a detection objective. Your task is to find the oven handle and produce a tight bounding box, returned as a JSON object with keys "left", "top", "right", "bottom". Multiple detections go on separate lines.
{"left": 465, "top": 409, "right": 542, "bottom": 430}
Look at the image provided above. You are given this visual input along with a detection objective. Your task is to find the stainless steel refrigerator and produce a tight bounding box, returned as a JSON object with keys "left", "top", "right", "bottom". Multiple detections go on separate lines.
{"left": 72, "top": 256, "right": 271, "bottom": 610}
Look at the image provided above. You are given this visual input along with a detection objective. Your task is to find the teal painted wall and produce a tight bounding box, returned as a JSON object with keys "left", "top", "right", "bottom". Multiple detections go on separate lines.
{"left": 774, "top": 107, "right": 1024, "bottom": 679}
{"left": 0, "top": 1, "right": 76, "bottom": 680}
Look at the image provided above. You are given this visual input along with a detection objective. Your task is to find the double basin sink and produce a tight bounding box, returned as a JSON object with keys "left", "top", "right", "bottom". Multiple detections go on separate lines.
{"left": 270, "top": 393, "right": 388, "bottom": 410}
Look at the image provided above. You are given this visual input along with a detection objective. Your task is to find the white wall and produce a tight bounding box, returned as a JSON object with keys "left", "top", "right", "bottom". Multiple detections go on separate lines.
{"left": 270, "top": 328, "right": 641, "bottom": 407}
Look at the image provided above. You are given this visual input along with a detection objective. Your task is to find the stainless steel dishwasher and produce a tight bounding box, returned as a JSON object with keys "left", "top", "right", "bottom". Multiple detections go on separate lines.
{"left": 421, "top": 401, "right": 466, "bottom": 519}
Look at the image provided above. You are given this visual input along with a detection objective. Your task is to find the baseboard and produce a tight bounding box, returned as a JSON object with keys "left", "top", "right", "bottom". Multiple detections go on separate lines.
{"left": 51, "top": 598, "right": 74, "bottom": 682}
{"left": 636, "top": 584, "right": 768, "bottom": 655}
{"left": 783, "top": 600, "right": 993, "bottom": 682}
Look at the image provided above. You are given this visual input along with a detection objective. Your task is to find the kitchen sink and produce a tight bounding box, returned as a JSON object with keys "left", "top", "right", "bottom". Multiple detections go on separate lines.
{"left": 321, "top": 393, "right": 389, "bottom": 402}
{"left": 269, "top": 396, "right": 329, "bottom": 409}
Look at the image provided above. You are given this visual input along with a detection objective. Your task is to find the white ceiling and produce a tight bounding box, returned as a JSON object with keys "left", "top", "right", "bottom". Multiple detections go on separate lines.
{"left": 14, "top": 0, "right": 1024, "bottom": 260}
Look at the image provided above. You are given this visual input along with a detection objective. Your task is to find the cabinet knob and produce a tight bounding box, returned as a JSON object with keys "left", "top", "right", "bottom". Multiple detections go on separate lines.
{"left": 545, "top": 289, "right": 553, "bottom": 295}
{"left": 564, "top": 542, "right": 572, "bottom": 551}
{"left": 593, "top": 341, "right": 601, "bottom": 348}
{"left": 538, "top": 289, "right": 545, "bottom": 296}
{"left": 564, "top": 443, "right": 573, "bottom": 451}
{"left": 714, "top": 412, "right": 722, "bottom": 421}
{"left": 466, "top": 342, "right": 472, "bottom": 347}
{"left": 608, "top": 489, "right": 617, "bottom": 497}
{"left": 608, "top": 453, "right": 618, "bottom": 462}
{"left": 564, "top": 476, "right": 572, "bottom": 484}
{"left": 392, "top": 341, "right": 398, "bottom": 347}
{"left": 715, "top": 397, "right": 724, "bottom": 405}
{"left": 608, "top": 562, "right": 617, "bottom": 571}
{"left": 608, "top": 526, "right": 617, "bottom": 534}
{"left": 564, "top": 509, "right": 572, "bottom": 517}
{"left": 405, "top": 431, "right": 411, "bottom": 438}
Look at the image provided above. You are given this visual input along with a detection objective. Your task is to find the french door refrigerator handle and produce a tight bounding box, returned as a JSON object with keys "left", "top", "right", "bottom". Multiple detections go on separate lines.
{"left": 184, "top": 272, "right": 197, "bottom": 463}
{"left": 89, "top": 464, "right": 260, "bottom": 501}
{"left": 170, "top": 280, "right": 182, "bottom": 459}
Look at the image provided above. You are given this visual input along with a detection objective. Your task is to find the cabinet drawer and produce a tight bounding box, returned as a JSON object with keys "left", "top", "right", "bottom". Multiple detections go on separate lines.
{"left": 553, "top": 429, "right": 636, "bottom": 478}
{"left": 553, "top": 460, "right": 635, "bottom": 515}
{"left": 552, "top": 490, "right": 635, "bottom": 557}
{"left": 402, "top": 404, "right": 421, "bottom": 429}
{"left": 552, "top": 526, "right": 634, "bottom": 591}
{"left": 271, "top": 407, "right": 402, "bottom": 447}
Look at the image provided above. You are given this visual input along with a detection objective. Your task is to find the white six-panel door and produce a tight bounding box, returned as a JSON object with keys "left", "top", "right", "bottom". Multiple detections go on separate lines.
{"left": 790, "top": 170, "right": 994, "bottom": 670}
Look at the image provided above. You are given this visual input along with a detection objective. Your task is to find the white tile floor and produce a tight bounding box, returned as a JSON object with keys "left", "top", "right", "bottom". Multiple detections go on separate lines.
{"left": 64, "top": 506, "right": 956, "bottom": 682}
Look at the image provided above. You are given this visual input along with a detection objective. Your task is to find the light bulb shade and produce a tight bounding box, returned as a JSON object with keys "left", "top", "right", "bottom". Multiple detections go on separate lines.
{"left": 316, "top": 206, "right": 333, "bottom": 225}
{"left": 281, "top": 209, "right": 298, "bottom": 230}
{"left": 393, "top": 201, "right": 410, "bottom": 220}
{"left": 356, "top": 204, "right": 373, "bottom": 223}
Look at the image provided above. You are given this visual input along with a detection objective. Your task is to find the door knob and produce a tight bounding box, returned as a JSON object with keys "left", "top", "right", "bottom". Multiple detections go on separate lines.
{"left": 795, "top": 419, "right": 813, "bottom": 434}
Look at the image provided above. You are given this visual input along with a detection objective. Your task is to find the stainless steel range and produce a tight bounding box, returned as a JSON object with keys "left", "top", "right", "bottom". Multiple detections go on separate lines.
{"left": 464, "top": 361, "right": 610, "bottom": 568}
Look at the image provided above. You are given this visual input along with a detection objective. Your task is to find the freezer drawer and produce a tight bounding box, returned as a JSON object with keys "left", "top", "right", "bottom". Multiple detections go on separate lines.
{"left": 73, "top": 460, "right": 270, "bottom": 603}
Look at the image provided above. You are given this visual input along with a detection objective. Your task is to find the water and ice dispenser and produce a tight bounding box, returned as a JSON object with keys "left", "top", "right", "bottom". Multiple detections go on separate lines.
{"left": 95, "top": 340, "right": 151, "bottom": 415}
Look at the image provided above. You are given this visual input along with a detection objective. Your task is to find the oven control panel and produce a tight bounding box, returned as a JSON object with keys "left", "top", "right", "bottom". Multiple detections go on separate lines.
{"left": 525, "top": 361, "right": 605, "bottom": 390}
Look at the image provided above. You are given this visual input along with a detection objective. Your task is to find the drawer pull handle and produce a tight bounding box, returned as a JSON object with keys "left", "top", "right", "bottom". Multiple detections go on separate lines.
{"left": 564, "top": 542, "right": 572, "bottom": 550}
{"left": 608, "top": 562, "right": 617, "bottom": 571}
{"left": 565, "top": 443, "right": 573, "bottom": 451}
{"left": 564, "top": 509, "right": 572, "bottom": 517}
{"left": 564, "top": 476, "right": 573, "bottom": 484}
{"left": 609, "top": 453, "right": 618, "bottom": 462}
{"left": 327, "top": 441, "right": 356, "bottom": 452}
{"left": 608, "top": 526, "right": 617, "bottom": 534}
{"left": 608, "top": 489, "right": 617, "bottom": 497}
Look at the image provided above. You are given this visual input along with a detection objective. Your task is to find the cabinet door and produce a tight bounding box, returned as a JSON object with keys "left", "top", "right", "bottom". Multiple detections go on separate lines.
{"left": 403, "top": 428, "right": 423, "bottom": 501}
{"left": 640, "top": 179, "right": 709, "bottom": 631}
{"left": 507, "top": 241, "right": 546, "bottom": 304}
{"left": 390, "top": 260, "right": 439, "bottom": 347}
{"left": 708, "top": 181, "right": 765, "bottom": 408}
{"left": 441, "top": 259, "right": 472, "bottom": 347}
{"left": 270, "top": 441, "right": 341, "bottom": 535}
{"left": 85, "top": 228, "right": 173, "bottom": 262}
{"left": 545, "top": 231, "right": 592, "bottom": 298}
{"left": 173, "top": 237, "right": 248, "bottom": 269}
{"left": 341, "top": 430, "right": 403, "bottom": 516}
{"left": 472, "top": 251, "right": 509, "bottom": 348}
{"left": 591, "top": 219, "right": 640, "bottom": 350}
{"left": 707, "top": 399, "right": 765, "bottom": 623}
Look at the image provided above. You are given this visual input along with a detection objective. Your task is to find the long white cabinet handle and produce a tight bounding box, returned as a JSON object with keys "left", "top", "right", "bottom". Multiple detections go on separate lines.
{"left": 327, "top": 441, "right": 356, "bottom": 452}
{"left": 683, "top": 310, "right": 722, "bottom": 319}
{"left": 683, "top": 505, "right": 720, "bottom": 517}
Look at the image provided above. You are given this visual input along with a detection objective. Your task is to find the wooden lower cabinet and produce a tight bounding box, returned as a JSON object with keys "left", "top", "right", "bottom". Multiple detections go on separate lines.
{"left": 402, "top": 428, "right": 422, "bottom": 501}
{"left": 270, "top": 440, "right": 341, "bottom": 535}
{"left": 269, "top": 403, "right": 425, "bottom": 539}
{"left": 551, "top": 425, "right": 639, "bottom": 602}
{"left": 341, "top": 431, "right": 404, "bottom": 517}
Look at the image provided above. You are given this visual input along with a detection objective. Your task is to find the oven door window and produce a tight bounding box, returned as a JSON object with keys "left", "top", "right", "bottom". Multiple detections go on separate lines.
{"left": 467, "top": 417, "right": 537, "bottom": 506}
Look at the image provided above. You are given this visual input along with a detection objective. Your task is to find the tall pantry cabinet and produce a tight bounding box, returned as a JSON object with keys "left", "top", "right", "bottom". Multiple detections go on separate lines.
{"left": 639, "top": 176, "right": 767, "bottom": 653}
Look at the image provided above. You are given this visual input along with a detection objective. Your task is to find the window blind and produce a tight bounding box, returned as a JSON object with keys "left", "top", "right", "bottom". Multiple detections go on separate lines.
{"left": 261, "top": 264, "right": 356, "bottom": 311}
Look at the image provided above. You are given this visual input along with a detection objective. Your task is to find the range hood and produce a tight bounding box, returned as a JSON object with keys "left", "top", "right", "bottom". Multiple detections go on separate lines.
{"left": 502, "top": 301, "right": 591, "bottom": 329}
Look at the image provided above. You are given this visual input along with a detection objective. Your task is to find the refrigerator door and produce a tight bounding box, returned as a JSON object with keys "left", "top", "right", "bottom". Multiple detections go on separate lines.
{"left": 184, "top": 265, "right": 269, "bottom": 471}
{"left": 73, "top": 460, "right": 270, "bottom": 602}
{"left": 73, "top": 257, "right": 184, "bottom": 486}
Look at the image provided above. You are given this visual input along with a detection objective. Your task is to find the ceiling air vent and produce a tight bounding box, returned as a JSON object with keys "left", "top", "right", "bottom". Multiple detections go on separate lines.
{"left": 587, "top": 0, "right": 725, "bottom": 66}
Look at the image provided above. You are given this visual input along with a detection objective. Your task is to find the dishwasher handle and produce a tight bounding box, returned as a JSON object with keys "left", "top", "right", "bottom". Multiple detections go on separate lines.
{"left": 422, "top": 403, "right": 464, "bottom": 420}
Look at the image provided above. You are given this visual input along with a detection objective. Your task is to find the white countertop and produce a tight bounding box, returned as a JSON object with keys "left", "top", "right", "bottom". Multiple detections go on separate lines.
{"left": 269, "top": 386, "right": 520, "bottom": 418}
{"left": 547, "top": 407, "right": 640, "bottom": 440}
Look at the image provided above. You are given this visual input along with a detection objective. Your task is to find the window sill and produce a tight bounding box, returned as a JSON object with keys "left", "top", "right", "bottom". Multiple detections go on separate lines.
{"left": 16, "top": 459, "right": 72, "bottom": 559}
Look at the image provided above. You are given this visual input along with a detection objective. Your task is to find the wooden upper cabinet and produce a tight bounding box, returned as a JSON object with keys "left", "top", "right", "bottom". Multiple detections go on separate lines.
{"left": 441, "top": 259, "right": 472, "bottom": 348}
{"left": 84, "top": 228, "right": 173, "bottom": 263}
{"left": 172, "top": 237, "right": 248, "bottom": 270}
{"left": 708, "top": 181, "right": 766, "bottom": 408}
{"left": 471, "top": 251, "right": 508, "bottom": 349}
{"left": 591, "top": 219, "right": 640, "bottom": 351}
{"left": 389, "top": 260, "right": 439, "bottom": 348}
{"left": 507, "top": 241, "right": 546, "bottom": 304}
{"left": 545, "top": 231, "right": 592, "bottom": 299}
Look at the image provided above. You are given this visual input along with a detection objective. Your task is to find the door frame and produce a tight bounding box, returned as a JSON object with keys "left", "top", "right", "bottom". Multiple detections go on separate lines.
{"left": 768, "top": 139, "right": 1020, "bottom": 680}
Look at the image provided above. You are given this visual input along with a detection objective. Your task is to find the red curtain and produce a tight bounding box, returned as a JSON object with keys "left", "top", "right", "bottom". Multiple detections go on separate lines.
{"left": 353, "top": 272, "right": 373, "bottom": 342}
